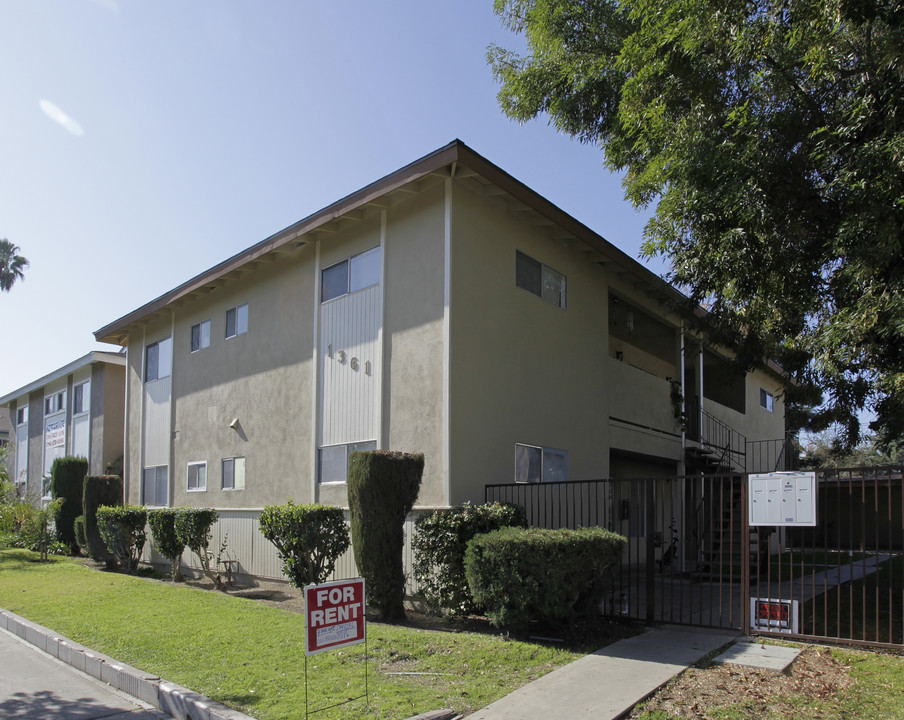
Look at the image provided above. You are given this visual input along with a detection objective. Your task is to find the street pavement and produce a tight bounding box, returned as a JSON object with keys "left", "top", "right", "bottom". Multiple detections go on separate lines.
{"left": 0, "top": 626, "right": 169, "bottom": 720}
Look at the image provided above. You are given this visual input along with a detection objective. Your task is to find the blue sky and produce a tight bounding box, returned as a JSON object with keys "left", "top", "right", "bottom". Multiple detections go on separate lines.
{"left": 0, "top": 1, "right": 660, "bottom": 394}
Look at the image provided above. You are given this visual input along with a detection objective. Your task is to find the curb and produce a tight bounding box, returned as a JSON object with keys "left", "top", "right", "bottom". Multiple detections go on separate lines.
{"left": 0, "top": 607, "right": 256, "bottom": 720}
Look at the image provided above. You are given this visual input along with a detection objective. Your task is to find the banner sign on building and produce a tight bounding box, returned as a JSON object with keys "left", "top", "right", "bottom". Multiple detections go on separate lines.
{"left": 304, "top": 578, "right": 366, "bottom": 656}
{"left": 750, "top": 597, "right": 799, "bottom": 634}
{"left": 44, "top": 419, "right": 65, "bottom": 451}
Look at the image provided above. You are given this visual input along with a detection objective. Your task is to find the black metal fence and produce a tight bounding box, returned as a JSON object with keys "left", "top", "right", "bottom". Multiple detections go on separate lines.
{"left": 487, "top": 466, "right": 904, "bottom": 648}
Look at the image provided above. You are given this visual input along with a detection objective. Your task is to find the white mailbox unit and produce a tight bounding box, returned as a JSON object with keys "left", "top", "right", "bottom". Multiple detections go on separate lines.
{"left": 749, "top": 471, "right": 817, "bottom": 527}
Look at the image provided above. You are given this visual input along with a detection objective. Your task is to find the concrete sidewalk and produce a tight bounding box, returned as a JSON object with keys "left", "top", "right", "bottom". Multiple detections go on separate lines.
{"left": 468, "top": 625, "right": 740, "bottom": 720}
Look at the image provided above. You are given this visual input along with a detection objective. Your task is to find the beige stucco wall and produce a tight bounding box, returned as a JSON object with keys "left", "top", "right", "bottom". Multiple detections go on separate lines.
{"left": 447, "top": 181, "right": 611, "bottom": 503}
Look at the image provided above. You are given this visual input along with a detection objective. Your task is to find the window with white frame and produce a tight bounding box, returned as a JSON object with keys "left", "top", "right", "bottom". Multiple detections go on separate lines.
{"left": 142, "top": 465, "right": 168, "bottom": 506}
{"left": 16, "top": 406, "right": 27, "bottom": 426}
{"left": 187, "top": 461, "right": 207, "bottom": 491}
{"left": 222, "top": 457, "right": 245, "bottom": 490}
{"left": 144, "top": 337, "right": 173, "bottom": 382}
{"left": 514, "top": 443, "right": 568, "bottom": 484}
{"left": 516, "top": 251, "right": 566, "bottom": 309}
{"left": 72, "top": 381, "right": 89, "bottom": 416}
{"left": 44, "top": 390, "right": 65, "bottom": 416}
{"left": 190, "top": 320, "right": 211, "bottom": 353}
{"left": 760, "top": 389, "right": 774, "bottom": 412}
{"left": 321, "top": 246, "right": 381, "bottom": 303}
{"left": 319, "top": 440, "right": 377, "bottom": 483}
{"left": 225, "top": 304, "right": 248, "bottom": 339}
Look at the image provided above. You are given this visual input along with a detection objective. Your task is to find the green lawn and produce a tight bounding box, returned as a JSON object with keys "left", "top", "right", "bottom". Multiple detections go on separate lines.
{"left": 0, "top": 549, "right": 617, "bottom": 719}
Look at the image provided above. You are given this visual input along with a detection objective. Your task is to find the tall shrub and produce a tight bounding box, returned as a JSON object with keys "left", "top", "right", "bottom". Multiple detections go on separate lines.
{"left": 412, "top": 502, "right": 527, "bottom": 615}
{"left": 347, "top": 450, "right": 423, "bottom": 622}
{"left": 97, "top": 505, "right": 147, "bottom": 573}
{"left": 148, "top": 508, "right": 186, "bottom": 581}
{"left": 174, "top": 508, "right": 225, "bottom": 590}
{"left": 83, "top": 475, "right": 123, "bottom": 568}
{"left": 50, "top": 456, "right": 88, "bottom": 554}
{"left": 464, "top": 526, "right": 626, "bottom": 632}
{"left": 259, "top": 500, "right": 350, "bottom": 589}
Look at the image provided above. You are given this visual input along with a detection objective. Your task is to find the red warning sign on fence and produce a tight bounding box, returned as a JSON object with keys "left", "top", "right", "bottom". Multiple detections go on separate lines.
{"left": 304, "top": 578, "right": 366, "bottom": 656}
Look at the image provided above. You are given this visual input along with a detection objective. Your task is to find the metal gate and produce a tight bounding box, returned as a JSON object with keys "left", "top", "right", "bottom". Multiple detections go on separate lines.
{"left": 486, "top": 467, "right": 904, "bottom": 647}
{"left": 486, "top": 473, "right": 747, "bottom": 630}
{"left": 749, "top": 467, "right": 903, "bottom": 649}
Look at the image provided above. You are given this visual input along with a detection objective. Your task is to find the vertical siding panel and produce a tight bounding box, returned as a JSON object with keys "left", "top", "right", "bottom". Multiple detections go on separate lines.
{"left": 143, "top": 377, "right": 171, "bottom": 467}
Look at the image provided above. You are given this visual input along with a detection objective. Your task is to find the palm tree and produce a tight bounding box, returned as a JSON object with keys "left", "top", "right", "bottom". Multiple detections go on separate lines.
{"left": 0, "top": 239, "right": 29, "bottom": 292}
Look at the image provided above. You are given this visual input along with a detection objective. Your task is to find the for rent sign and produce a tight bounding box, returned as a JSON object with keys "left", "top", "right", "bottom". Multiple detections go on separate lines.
{"left": 750, "top": 597, "right": 799, "bottom": 634}
{"left": 304, "top": 578, "right": 366, "bottom": 656}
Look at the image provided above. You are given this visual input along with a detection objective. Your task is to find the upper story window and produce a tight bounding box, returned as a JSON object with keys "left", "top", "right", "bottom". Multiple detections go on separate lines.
{"left": 16, "top": 406, "right": 27, "bottom": 426}
{"left": 516, "top": 251, "right": 566, "bottom": 309}
{"left": 44, "top": 390, "right": 65, "bottom": 416}
{"left": 145, "top": 337, "right": 173, "bottom": 382}
{"left": 191, "top": 320, "right": 211, "bottom": 352}
{"left": 187, "top": 461, "right": 207, "bottom": 492}
{"left": 225, "top": 304, "right": 248, "bottom": 339}
{"left": 760, "top": 389, "right": 774, "bottom": 412}
{"left": 72, "top": 381, "right": 89, "bottom": 416}
{"left": 321, "top": 246, "right": 381, "bottom": 303}
{"left": 514, "top": 443, "right": 568, "bottom": 484}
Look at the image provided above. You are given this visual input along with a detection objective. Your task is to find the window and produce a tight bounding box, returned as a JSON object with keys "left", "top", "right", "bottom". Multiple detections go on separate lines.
{"left": 319, "top": 441, "right": 377, "bottom": 483}
{"left": 191, "top": 320, "right": 211, "bottom": 352}
{"left": 760, "top": 389, "right": 774, "bottom": 412}
{"left": 72, "top": 381, "right": 89, "bottom": 416}
{"left": 16, "top": 406, "right": 27, "bottom": 426}
{"left": 187, "top": 462, "right": 207, "bottom": 492}
{"left": 516, "top": 251, "right": 566, "bottom": 309}
{"left": 145, "top": 337, "right": 173, "bottom": 382}
{"left": 514, "top": 443, "right": 568, "bottom": 483}
{"left": 321, "top": 246, "right": 381, "bottom": 303}
{"left": 225, "top": 304, "right": 248, "bottom": 339}
{"left": 44, "top": 391, "right": 65, "bottom": 416}
{"left": 142, "top": 466, "right": 168, "bottom": 506}
{"left": 222, "top": 457, "right": 245, "bottom": 490}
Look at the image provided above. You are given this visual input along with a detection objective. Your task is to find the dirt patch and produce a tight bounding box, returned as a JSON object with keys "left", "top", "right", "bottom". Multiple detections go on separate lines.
{"left": 627, "top": 645, "right": 855, "bottom": 718}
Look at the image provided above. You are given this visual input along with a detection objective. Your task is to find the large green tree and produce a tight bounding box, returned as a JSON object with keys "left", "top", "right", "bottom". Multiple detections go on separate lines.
{"left": 490, "top": 0, "right": 904, "bottom": 449}
{"left": 0, "top": 239, "right": 29, "bottom": 292}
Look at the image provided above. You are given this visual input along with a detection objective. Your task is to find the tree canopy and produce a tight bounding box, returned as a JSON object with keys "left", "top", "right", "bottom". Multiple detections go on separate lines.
{"left": 490, "top": 0, "right": 904, "bottom": 450}
{"left": 0, "top": 239, "right": 29, "bottom": 292}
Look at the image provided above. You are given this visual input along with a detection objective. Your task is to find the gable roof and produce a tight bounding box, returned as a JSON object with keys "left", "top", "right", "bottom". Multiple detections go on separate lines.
{"left": 0, "top": 351, "right": 126, "bottom": 407}
{"left": 94, "top": 139, "right": 682, "bottom": 347}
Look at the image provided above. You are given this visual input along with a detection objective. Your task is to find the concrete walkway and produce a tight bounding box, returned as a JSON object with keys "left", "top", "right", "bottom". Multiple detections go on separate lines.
{"left": 468, "top": 625, "right": 740, "bottom": 720}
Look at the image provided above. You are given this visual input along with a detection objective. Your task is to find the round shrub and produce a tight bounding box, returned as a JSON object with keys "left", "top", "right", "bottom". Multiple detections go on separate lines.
{"left": 259, "top": 500, "right": 350, "bottom": 589}
{"left": 97, "top": 505, "right": 147, "bottom": 573}
{"left": 148, "top": 508, "right": 186, "bottom": 581}
{"left": 464, "top": 526, "right": 626, "bottom": 632}
{"left": 412, "top": 501, "right": 527, "bottom": 615}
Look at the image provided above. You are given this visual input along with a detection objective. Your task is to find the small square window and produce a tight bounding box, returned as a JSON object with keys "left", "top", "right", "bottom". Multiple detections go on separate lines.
{"left": 222, "top": 457, "right": 245, "bottom": 490}
{"left": 760, "top": 389, "right": 774, "bottom": 412}
{"left": 322, "top": 260, "right": 349, "bottom": 303}
{"left": 516, "top": 251, "right": 566, "bottom": 309}
{"left": 321, "top": 247, "right": 382, "bottom": 303}
{"left": 191, "top": 320, "right": 211, "bottom": 353}
{"left": 187, "top": 462, "right": 207, "bottom": 491}
{"left": 515, "top": 443, "right": 568, "bottom": 483}
{"left": 225, "top": 304, "right": 248, "bottom": 339}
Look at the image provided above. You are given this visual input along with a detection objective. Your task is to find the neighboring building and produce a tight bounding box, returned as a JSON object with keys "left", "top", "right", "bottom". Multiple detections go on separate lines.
{"left": 0, "top": 352, "right": 127, "bottom": 500}
{"left": 0, "top": 408, "right": 9, "bottom": 448}
{"left": 94, "top": 140, "right": 788, "bottom": 581}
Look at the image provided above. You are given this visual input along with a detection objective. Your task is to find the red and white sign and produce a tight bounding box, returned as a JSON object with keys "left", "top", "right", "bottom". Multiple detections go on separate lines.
{"left": 304, "top": 578, "right": 366, "bottom": 656}
{"left": 750, "top": 597, "right": 799, "bottom": 634}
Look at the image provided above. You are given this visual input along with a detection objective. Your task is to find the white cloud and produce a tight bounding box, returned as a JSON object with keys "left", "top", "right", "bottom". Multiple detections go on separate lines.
{"left": 39, "top": 99, "right": 84, "bottom": 137}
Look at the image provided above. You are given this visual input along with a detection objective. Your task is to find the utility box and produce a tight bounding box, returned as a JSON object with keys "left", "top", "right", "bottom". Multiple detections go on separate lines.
{"left": 749, "top": 471, "right": 816, "bottom": 527}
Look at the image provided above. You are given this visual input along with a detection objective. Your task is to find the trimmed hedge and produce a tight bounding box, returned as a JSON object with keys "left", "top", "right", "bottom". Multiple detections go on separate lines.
{"left": 174, "top": 508, "right": 224, "bottom": 590}
{"left": 259, "top": 500, "right": 350, "bottom": 589}
{"left": 464, "top": 526, "right": 626, "bottom": 631}
{"left": 97, "top": 505, "right": 147, "bottom": 573}
{"left": 74, "top": 515, "right": 87, "bottom": 554}
{"left": 83, "top": 475, "right": 123, "bottom": 567}
{"left": 148, "top": 508, "right": 186, "bottom": 581}
{"left": 348, "top": 450, "right": 423, "bottom": 622}
{"left": 412, "top": 502, "right": 527, "bottom": 615}
{"left": 50, "top": 457, "right": 88, "bottom": 554}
